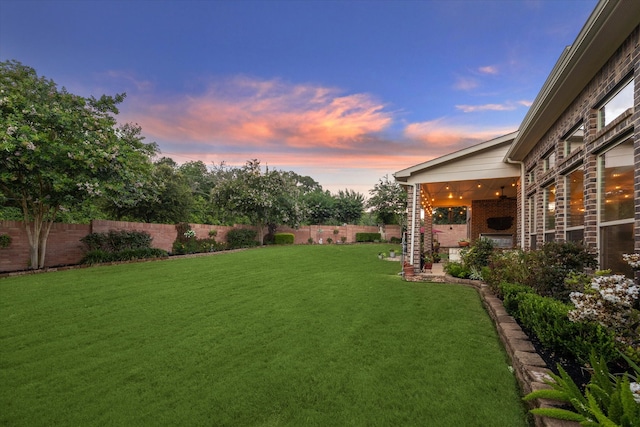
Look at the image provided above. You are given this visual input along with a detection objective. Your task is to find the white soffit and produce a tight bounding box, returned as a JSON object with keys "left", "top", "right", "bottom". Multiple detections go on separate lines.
{"left": 394, "top": 131, "right": 519, "bottom": 184}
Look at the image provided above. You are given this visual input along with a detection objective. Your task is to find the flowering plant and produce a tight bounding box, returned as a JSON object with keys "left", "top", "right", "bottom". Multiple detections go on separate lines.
{"left": 568, "top": 255, "right": 640, "bottom": 362}
{"left": 623, "top": 253, "right": 640, "bottom": 270}
{"left": 184, "top": 229, "right": 196, "bottom": 239}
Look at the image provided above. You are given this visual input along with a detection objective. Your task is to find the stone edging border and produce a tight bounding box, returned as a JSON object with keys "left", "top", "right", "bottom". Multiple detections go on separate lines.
{"left": 443, "top": 275, "right": 581, "bottom": 427}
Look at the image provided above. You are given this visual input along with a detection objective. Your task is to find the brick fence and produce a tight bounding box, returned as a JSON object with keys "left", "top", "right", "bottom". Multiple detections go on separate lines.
{"left": 0, "top": 220, "right": 401, "bottom": 273}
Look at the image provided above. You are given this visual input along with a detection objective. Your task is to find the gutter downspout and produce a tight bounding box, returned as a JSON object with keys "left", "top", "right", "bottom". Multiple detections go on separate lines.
{"left": 506, "top": 158, "right": 526, "bottom": 249}
{"left": 397, "top": 181, "right": 417, "bottom": 267}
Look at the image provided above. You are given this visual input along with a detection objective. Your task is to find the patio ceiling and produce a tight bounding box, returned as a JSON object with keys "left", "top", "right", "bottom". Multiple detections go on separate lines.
{"left": 420, "top": 177, "right": 518, "bottom": 208}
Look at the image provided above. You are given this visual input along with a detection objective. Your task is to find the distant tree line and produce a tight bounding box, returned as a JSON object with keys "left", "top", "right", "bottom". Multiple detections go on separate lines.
{"left": 0, "top": 60, "right": 407, "bottom": 268}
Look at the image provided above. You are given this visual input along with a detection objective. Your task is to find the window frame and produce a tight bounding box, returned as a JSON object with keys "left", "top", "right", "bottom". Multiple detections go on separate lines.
{"left": 597, "top": 77, "right": 634, "bottom": 130}
{"left": 564, "top": 166, "right": 585, "bottom": 242}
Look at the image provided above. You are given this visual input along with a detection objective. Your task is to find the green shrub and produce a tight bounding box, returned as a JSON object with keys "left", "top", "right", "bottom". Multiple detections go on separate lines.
{"left": 0, "top": 233, "right": 12, "bottom": 248}
{"left": 390, "top": 236, "right": 401, "bottom": 244}
{"left": 485, "top": 249, "right": 528, "bottom": 295}
{"left": 81, "top": 230, "right": 153, "bottom": 252}
{"left": 81, "top": 248, "right": 167, "bottom": 265}
{"left": 506, "top": 290, "right": 617, "bottom": 364}
{"left": 461, "top": 237, "right": 495, "bottom": 272}
{"left": 226, "top": 228, "right": 259, "bottom": 249}
{"left": 171, "top": 223, "right": 227, "bottom": 255}
{"left": 274, "top": 233, "right": 294, "bottom": 245}
{"left": 498, "top": 282, "right": 536, "bottom": 312}
{"left": 524, "top": 352, "right": 640, "bottom": 425}
{"left": 524, "top": 241, "right": 597, "bottom": 301}
{"left": 355, "top": 232, "right": 381, "bottom": 242}
{"left": 444, "top": 261, "right": 470, "bottom": 279}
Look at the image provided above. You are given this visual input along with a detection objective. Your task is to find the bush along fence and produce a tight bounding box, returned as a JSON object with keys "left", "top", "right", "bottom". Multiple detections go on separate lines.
{"left": 0, "top": 220, "right": 401, "bottom": 273}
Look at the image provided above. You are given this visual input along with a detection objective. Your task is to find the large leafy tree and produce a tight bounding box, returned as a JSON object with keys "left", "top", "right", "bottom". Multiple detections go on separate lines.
{"left": 302, "top": 189, "right": 335, "bottom": 225}
{"left": 367, "top": 175, "right": 407, "bottom": 225}
{"left": 210, "top": 160, "right": 304, "bottom": 243}
{"left": 178, "top": 160, "right": 216, "bottom": 224}
{"left": 0, "top": 60, "right": 157, "bottom": 269}
{"left": 104, "top": 157, "right": 193, "bottom": 223}
{"left": 333, "top": 189, "right": 364, "bottom": 224}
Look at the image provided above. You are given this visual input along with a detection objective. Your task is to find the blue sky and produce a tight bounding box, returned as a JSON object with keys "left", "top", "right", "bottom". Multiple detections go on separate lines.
{"left": 0, "top": 0, "right": 598, "bottom": 195}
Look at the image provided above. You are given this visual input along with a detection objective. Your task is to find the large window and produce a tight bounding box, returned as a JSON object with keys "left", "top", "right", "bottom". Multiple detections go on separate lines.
{"left": 600, "top": 139, "right": 634, "bottom": 222}
{"left": 543, "top": 151, "right": 556, "bottom": 172}
{"left": 564, "top": 124, "right": 584, "bottom": 156}
{"left": 527, "top": 195, "right": 537, "bottom": 250}
{"left": 565, "top": 168, "right": 584, "bottom": 243}
{"left": 599, "top": 138, "right": 634, "bottom": 276}
{"left": 544, "top": 184, "right": 556, "bottom": 242}
{"left": 598, "top": 79, "right": 634, "bottom": 129}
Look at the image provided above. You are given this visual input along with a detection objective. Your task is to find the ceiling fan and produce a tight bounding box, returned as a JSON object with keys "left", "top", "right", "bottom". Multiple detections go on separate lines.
{"left": 497, "top": 186, "right": 516, "bottom": 200}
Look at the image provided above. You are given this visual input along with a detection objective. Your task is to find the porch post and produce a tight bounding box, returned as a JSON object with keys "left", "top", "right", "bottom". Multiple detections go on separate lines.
{"left": 409, "top": 184, "right": 421, "bottom": 272}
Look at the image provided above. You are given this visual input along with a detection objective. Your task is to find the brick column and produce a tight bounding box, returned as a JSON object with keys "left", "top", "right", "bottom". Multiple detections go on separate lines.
{"left": 406, "top": 184, "right": 422, "bottom": 273}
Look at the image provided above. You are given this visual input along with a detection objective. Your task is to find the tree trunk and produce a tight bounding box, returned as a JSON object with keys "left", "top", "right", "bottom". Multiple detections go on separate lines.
{"left": 21, "top": 198, "right": 57, "bottom": 270}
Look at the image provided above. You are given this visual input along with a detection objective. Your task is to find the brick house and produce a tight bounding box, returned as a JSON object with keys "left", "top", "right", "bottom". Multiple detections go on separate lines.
{"left": 394, "top": 0, "right": 639, "bottom": 278}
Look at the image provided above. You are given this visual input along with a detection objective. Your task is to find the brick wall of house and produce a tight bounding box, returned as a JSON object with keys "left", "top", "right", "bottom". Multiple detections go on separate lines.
{"left": 0, "top": 220, "right": 400, "bottom": 273}
{"left": 521, "top": 25, "right": 639, "bottom": 260}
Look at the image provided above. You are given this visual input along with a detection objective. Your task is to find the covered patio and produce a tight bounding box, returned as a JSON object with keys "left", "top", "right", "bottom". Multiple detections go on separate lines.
{"left": 394, "top": 131, "right": 522, "bottom": 273}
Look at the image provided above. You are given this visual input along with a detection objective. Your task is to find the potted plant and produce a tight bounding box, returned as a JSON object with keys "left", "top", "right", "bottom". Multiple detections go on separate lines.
{"left": 403, "top": 261, "right": 414, "bottom": 277}
{"left": 458, "top": 238, "right": 470, "bottom": 247}
{"left": 423, "top": 253, "right": 434, "bottom": 270}
{"left": 389, "top": 249, "right": 396, "bottom": 258}
{"left": 378, "top": 252, "right": 386, "bottom": 260}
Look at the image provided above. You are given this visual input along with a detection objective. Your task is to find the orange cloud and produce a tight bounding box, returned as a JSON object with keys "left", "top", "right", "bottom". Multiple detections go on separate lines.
{"left": 124, "top": 77, "right": 392, "bottom": 150}
{"left": 403, "top": 118, "right": 515, "bottom": 149}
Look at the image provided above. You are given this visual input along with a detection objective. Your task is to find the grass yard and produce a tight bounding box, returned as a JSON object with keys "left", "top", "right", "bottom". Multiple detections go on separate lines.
{"left": 0, "top": 244, "right": 529, "bottom": 426}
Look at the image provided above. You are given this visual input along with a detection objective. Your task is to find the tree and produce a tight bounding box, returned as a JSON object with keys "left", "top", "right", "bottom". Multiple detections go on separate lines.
{"left": 178, "top": 161, "right": 216, "bottom": 224}
{"left": 367, "top": 175, "right": 407, "bottom": 225}
{"left": 0, "top": 60, "right": 157, "bottom": 269}
{"left": 104, "top": 157, "right": 194, "bottom": 223}
{"left": 333, "top": 189, "right": 364, "bottom": 224}
{"left": 210, "top": 160, "right": 304, "bottom": 243}
{"left": 433, "top": 206, "right": 468, "bottom": 224}
{"left": 302, "top": 190, "right": 335, "bottom": 225}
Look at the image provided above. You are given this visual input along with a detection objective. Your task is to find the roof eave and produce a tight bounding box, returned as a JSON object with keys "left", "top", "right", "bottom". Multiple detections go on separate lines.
{"left": 507, "top": 0, "right": 640, "bottom": 161}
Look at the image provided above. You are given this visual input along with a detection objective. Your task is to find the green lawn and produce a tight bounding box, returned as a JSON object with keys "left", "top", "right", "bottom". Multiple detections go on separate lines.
{"left": 0, "top": 244, "right": 529, "bottom": 426}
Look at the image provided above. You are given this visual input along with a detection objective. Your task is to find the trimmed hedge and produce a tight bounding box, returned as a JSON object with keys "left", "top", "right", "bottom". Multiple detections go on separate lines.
{"left": 226, "top": 228, "right": 260, "bottom": 249}
{"left": 172, "top": 238, "right": 225, "bottom": 255}
{"left": 81, "top": 230, "right": 153, "bottom": 252}
{"left": 499, "top": 282, "right": 618, "bottom": 364}
{"left": 81, "top": 248, "right": 168, "bottom": 265}
{"left": 274, "top": 233, "right": 295, "bottom": 245}
{"left": 355, "top": 232, "right": 381, "bottom": 242}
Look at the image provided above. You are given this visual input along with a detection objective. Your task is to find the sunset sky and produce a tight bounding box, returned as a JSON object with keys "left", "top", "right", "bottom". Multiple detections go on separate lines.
{"left": 0, "top": 0, "right": 598, "bottom": 195}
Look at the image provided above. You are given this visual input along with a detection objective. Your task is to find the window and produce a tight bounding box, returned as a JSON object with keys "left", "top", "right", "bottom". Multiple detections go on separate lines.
{"left": 544, "top": 151, "right": 556, "bottom": 172}
{"left": 544, "top": 184, "right": 555, "bottom": 242}
{"left": 600, "top": 139, "right": 634, "bottom": 222}
{"left": 598, "top": 79, "right": 634, "bottom": 129}
{"left": 565, "top": 167, "right": 584, "bottom": 243}
{"left": 564, "top": 124, "right": 584, "bottom": 156}
{"left": 598, "top": 138, "right": 634, "bottom": 276}
{"left": 565, "top": 168, "right": 584, "bottom": 229}
{"left": 527, "top": 169, "right": 535, "bottom": 186}
{"left": 527, "top": 195, "right": 536, "bottom": 249}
